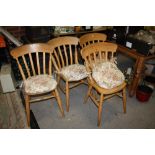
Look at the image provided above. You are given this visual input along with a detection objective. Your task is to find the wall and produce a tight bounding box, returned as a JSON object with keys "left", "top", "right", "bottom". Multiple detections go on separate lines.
{"left": 4, "top": 26, "right": 25, "bottom": 40}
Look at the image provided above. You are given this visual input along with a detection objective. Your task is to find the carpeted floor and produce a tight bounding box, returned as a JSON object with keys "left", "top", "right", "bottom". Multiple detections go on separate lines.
{"left": 31, "top": 84, "right": 155, "bottom": 129}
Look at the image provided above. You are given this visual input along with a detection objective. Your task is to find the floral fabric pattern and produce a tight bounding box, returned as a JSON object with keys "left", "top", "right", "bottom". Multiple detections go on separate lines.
{"left": 60, "top": 64, "right": 89, "bottom": 81}
{"left": 24, "top": 74, "right": 57, "bottom": 95}
{"left": 92, "top": 61, "right": 125, "bottom": 89}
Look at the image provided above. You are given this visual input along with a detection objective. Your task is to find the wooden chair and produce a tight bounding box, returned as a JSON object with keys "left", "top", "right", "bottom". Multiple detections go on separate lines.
{"left": 81, "top": 42, "right": 126, "bottom": 127}
{"left": 10, "top": 43, "right": 64, "bottom": 127}
{"left": 47, "top": 37, "right": 88, "bottom": 112}
{"left": 79, "top": 33, "right": 107, "bottom": 49}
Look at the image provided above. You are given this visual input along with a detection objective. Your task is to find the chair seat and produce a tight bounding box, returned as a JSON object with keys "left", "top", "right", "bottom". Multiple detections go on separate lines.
{"left": 92, "top": 61, "right": 125, "bottom": 89}
{"left": 88, "top": 78, "right": 126, "bottom": 94}
{"left": 60, "top": 64, "right": 89, "bottom": 81}
{"left": 24, "top": 74, "right": 57, "bottom": 95}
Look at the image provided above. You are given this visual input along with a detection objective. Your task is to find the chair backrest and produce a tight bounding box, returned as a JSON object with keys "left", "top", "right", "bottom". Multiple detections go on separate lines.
{"left": 81, "top": 42, "right": 118, "bottom": 71}
{"left": 47, "top": 36, "right": 79, "bottom": 71}
{"left": 10, "top": 43, "right": 54, "bottom": 80}
{"left": 79, "top": 33, "right": 107, "bottom": 49}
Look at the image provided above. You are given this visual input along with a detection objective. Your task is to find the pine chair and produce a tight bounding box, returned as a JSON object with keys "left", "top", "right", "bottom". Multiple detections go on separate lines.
{"left": 10, "top": 43, "right": 64, "bottom": 127}
{"left": 79, "top": 33, "right": 107, "bottom": 49}
{"left": 47, "top": 37, "right": 88, "bottom": 112}
{"left": 81, "top": 42, "right": 126, "bottom": 127}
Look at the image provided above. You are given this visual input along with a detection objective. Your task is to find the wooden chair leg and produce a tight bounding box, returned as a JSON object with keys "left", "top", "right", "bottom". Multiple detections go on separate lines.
{"left": 122, "top": 87, "right": 126, "bottom": 113}
{"left": 25, "top": 94, "right": 30, "bottom": 127}
{"left": 57, "top": 75, "right": 61, "bottom": 84}
{"left": 97, "top": 93, "right": 104, "bottom": 127}
{"left": 54, "top": 89, "right": 64, "bottom": 117}
{"left": 66, "top": 81, "right": 70, "bottom": 112}
{"left": 94, "top": 90, "right": 98, "bottom": 100}
{"left": 83, "top": 85, "right": 92, "bottom": 104}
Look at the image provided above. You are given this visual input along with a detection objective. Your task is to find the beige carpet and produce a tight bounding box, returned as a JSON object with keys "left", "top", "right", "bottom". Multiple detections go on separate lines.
{"left": 31, "top": 84, "right": 155, "bottom": 129}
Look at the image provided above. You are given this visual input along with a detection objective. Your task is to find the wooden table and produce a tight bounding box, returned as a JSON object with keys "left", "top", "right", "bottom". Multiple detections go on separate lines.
{"left": 117, "top": 45, "right": 155, "bottom": 97}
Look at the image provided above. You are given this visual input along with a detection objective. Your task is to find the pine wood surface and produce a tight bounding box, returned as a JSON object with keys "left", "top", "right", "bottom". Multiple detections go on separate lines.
{"left": 81, "top": 42, "right": 126, "bottom": 127}
{"left": 48, "top": 36, "right": 87, "bottom": 112}
{"left": 10, "top": 43, "right": 64, "bottom": 127}
{"left": 79, "top": 33, "right": 107, "bottom": 49}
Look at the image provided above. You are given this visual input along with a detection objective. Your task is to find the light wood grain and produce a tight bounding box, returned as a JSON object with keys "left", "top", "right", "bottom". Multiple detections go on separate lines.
{"left": 79, "top": 33, "right": 107, "bottom": 49}
{"left": 10, "top": 43, "right": 64, "bottom": 127}
{"left": 81, "top": 42, "right": 127, "bottom": 127}
{"left": 48, "top": 36, "right": 87, "bottom": 112}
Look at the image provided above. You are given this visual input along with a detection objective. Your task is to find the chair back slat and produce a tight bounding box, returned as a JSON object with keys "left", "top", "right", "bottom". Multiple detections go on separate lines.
{"left": 74, "top": 46, "right": 78, "bottom": 64}
{"left": 47, "top": 36, "right": 79, "bottom": 71}
{"left": 49, "top": 53, "right": 52, "bottom": 75}
{"left": 10, "top": 43, "right": 53, "bottom": 80}
{"left": 105, "top": 51, "right": 108, "bottom": 61}
{"left": 53, "top": 49, "right": 61, "bottom": 69}
{"left": 22, "top": 55, "right": 31, "bottom": 77}
{"left": 81, "top": 42, "right": 117, "bottom": 70}
{"left": 99, "top": 51, "right": 102, "bottom": 60}
{"left": 16, "top": 59, "right": 26, "bottom": 80}
{"left": 43, "top": 52, "right": 46, "bottom": 74}
{"left": 36, "top": 52, "right": 40, "bottom": 74}
{"left": 63, "top": 45, "right": 68, "bottom": 66}
{"left": 58, "top": 46, "right": 65, "bottom": 67}
{"left": 51, "top": 54, "right": 59, "bottom": 72}
{"left": 93, "top": 52, "right": 97, "bottom": 63}
{"left": 88, "top": 55, "right": 92, "bottom": 70}
{"left": 79, "top": 33, "right": 107, "bottom": 49}
{"left": 29, "top": 53, "right": 36, "bottom": 75}
{"left": 69, "top": 45, "right": 73, "bottom": 65}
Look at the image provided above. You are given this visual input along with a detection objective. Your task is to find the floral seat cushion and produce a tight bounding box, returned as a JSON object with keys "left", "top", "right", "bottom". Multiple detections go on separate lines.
{"left": 60, "top": 64, "right": 89, "bottom": 81}
{"left": 24, "top": 74, "right": 57, "bottom": 95}
{"left": 92, "top": 61, "right": 125, "bottom": 89}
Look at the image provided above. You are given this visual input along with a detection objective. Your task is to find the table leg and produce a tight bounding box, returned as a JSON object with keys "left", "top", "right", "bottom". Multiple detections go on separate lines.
{"left": 129, "top": 57, "right": 145, "bottom": 97}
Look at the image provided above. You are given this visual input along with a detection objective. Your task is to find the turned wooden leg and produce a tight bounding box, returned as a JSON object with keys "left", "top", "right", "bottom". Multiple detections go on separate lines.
{"left": 66, "top": 81, "right": 70, "bottom": 112}
{"left": 83, "top": 85, "right": 92, "bottom": 104}
{"left": 128, "top": 59, "right": 139, "bottom": 97}
{"left": 97, "top": 93, "right": 104, "bottom": 127}
{"left": 54, "top": 89, "right": 64, "bottom": 117}
{"left": 129, "top": 57, "right": 145, "bottom": 97}
{"left": 122, "top": 87, "right": 126, "bottom": 113}
{"left": 25, "top": 94, "right": 30, "bottom": 127}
